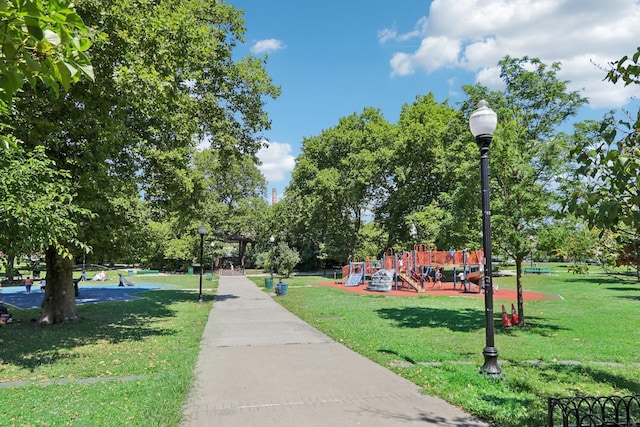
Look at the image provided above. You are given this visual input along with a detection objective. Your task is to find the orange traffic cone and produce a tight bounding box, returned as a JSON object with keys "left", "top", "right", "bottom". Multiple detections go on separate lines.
{"left": 501, "top": 304, "right": 512, "bottom": 327}
{"left": 511, "top": 303, "right": 519, "bottom": 325}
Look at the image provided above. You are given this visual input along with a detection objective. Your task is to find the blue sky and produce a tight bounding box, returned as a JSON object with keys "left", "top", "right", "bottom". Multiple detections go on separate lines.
{"left": 230, "top": 0, "right": 640, "bottom": 200}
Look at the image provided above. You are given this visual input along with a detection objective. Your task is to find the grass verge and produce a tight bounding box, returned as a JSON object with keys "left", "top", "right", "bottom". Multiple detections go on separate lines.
{"left": 0, "top": 272, "right": 216, "bottom": 426}
{"left": 255, "top": 267, "right": 640, "bottom": 426}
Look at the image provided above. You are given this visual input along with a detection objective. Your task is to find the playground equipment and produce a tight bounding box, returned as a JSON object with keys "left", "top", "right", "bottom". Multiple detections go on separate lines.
{"left": 365, "top": 269, "right": 394, "bottom": 292}
{"left": 344, "top": 261, "right": 365, "bottom": 287}
{"left": 389, "top": 246, "right": 485, "bottom": 293}
{"left": 340, "top": 247, "right": 485, "bottom": 293}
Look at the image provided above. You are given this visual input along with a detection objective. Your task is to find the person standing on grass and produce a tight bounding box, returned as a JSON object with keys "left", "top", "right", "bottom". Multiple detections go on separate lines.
{"left": 25, "top": 277, "right": 33, "bottom": 294}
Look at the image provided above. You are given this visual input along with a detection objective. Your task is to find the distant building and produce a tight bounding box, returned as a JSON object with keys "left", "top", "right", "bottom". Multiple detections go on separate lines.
{"left": 272, "top": 188, "right": 277, "bottom": 206}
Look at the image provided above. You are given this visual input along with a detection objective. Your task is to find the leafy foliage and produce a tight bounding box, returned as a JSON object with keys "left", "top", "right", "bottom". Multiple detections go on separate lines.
{"left": 284, "top": 108, "right": 395, "bottom": 263}
{"left": 1, "top": 0, "right": 279, "bottom": 323}
{"left": 0, "top": 0, "right": 93, "bottom": 147}
{"left": 462, "top": 57, "right": 588, "bottom": 323}
{"left": 565, "top": 47, "right": 640, "bottom": 279}
{"left": 274, "top": 241, "right": 300, "bottom": 277}
{"left": 378, "top": 93, "right": 472, "bottom": 250}
{"left": 0, "top": 145, "right": 90, "bottom": 262}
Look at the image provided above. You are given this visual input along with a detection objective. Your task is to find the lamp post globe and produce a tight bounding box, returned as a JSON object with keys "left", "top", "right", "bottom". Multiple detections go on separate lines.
{"left": 197, "top": 225, "right": 207, "bottom": 303}
{"left": 469, "top": 100, "right": 502, "bottom": 379}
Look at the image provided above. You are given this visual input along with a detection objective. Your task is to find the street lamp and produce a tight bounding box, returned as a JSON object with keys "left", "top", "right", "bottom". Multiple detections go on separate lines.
{"left": 269, "top": 235, "right": 275, "bottom": 279}
{"left": 469, "top": 100, "right": 502, "bottom": 379}
{"left": 198, "top": 224, "right": 206, "bottom": 303}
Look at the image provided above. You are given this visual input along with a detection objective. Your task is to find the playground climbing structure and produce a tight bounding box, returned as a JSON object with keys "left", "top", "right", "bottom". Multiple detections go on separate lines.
{"left": 341, "top": 247, "right": 485, "bottom": 293}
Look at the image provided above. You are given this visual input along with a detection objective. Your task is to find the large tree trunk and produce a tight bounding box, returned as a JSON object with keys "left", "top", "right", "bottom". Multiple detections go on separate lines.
{"left": 239, "top": 240, "right": 247, "bottom": 270}
{"left": 40, "top": 246, "right": 79, "bottom": 325}
{"left": 516, "top": 258, "right": 524, "bottom": 326}
{"left": 5, "top": 252, "right": 16, "bottom": 281}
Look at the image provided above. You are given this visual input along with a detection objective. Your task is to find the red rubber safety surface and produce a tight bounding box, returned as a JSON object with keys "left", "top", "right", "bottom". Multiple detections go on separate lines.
{"left": 314, "top": 281, "right": 561, "bottom": 301}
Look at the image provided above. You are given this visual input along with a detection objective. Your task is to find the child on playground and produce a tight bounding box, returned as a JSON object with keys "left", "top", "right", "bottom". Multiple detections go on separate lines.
{"left": 433, "top": 267, "right": 443, "bottom": 289}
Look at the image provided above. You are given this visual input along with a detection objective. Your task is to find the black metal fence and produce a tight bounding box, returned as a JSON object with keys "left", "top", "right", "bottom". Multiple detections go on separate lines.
{"left": 548, "top": 395, "right": 640, "bottom": 427}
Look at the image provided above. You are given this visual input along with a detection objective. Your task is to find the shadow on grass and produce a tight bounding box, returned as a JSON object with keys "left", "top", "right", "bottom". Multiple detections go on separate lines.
{"left": 377, "top": 348, "right": 417, "bottom": 364}
{"left": 376, "top": 306, "right": 484, "bottom": 332}
{"left": 564, "top": 276, "right": 627, "bottom": 285}
{"left": 602, "top": 284, "right": 640, "bottom": 301}
{"left": 0, "top": 289, "right": 199, "bottom": 371}
{"left": 376, "top": 306, "right": 569, "bottom": 338}
{"left": 529, "top": 363, "right": 640, "bottom": 398}
{"left": 497, "top": 315, "right": 571, "bottom": 337}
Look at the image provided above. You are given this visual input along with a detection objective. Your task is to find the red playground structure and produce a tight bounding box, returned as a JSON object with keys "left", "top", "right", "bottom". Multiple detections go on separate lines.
{"left": 341, "top": 246, "right": 485, "bottom": 293}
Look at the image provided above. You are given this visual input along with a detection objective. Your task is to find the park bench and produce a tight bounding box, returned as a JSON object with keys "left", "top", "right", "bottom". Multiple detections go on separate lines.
{"left": 548, "top": 394, "right": 640, "bottom": 427}
{"left": 524, "top": 266, "right": 555, "bottom": 274}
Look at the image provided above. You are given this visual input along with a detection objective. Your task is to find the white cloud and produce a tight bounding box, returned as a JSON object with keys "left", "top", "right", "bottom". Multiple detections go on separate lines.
{"left": 256, "top": 141, "right": 295, "bottom": 183}
{"left": 386, "top": 0, "right": 640, "bottom": 109}
{"left": 250, "top": 39, "right": 286, "bottom": 55}
{"left": 378, "top": 17, "right": 429, "bottom": 44}
{"left": 377, "top": 28, "right": 398, "bottom": 44}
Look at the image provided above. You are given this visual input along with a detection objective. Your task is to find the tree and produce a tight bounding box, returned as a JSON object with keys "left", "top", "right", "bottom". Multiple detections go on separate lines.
{"left": 193, "top": 148, "right": 268, "bottom": 268}
{"left": 0, "top": 146, "right": 90, "bottom": 279}
{"left": 274, "top": 241, "right": 300, "bottom": 278}
{"left": 6, "top": 0, "right": 279, "bottom": 324}
{"left": 283, "top": 108, "right": 394, "bottom": 264}
{"left": 567, "top": 112, "right": 640, "bottom": 280}
{"left": 538, "top": 216, "right": 614, "bottom": 272}
{"left": 377, "top": 93, "right": 472, "bottom": 250}
{"left": 463, "top": 56, "right": 588, "bottom": 325}
{"left": 0, "top": 0, "right": 93, "bottom": 284}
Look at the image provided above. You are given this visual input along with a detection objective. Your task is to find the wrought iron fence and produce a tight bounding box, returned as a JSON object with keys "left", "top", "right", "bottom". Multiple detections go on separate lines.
{"left": 548, "top": 394, "right": 640, "bottom": 427}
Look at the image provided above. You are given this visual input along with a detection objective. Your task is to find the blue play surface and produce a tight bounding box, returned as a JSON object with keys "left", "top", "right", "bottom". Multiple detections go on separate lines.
{"left": 0, "top": 283, "right": 170, "bottom": 309}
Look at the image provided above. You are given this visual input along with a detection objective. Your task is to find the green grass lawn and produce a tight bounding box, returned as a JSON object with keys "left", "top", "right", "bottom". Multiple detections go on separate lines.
{"left": 2, "top": 267, "right": 638, "bottom": 426}
{"left": 0, "top": 272, "right": 216, "bottom": 426}
{"left": 255, "top": 266, "right": 640, "bottom": 426}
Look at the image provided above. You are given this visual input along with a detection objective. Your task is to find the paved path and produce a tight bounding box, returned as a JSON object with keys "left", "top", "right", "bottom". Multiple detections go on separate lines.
{"left": 181, "top": 275, "right": 491, "bottom": 426}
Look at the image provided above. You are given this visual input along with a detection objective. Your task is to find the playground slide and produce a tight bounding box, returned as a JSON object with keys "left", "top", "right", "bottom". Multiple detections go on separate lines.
{"left": 345, "top": 273, "right": 363, "bottom": 287}
{"left": 397, "top": 271, "right": 426, "bottom": 293}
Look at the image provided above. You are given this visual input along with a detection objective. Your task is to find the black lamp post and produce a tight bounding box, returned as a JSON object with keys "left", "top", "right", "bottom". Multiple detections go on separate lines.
{"left": 269, "top": 235, "right": 275, "bottom": 279}
{"left": 198, "top": 225, "right": 206, "bottom": 303}
{"left": 469, "top": 100, "right": 502, "bottom": 379}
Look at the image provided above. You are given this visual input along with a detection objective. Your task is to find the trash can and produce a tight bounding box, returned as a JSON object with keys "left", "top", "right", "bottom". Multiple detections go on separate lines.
{"left": 187, "top": 267, "right": 194, "bottom": 275}
{"left": 265, "top": 278, "right": 273, "bottom": 289}
{"left": 128, "top": 270, "right": 133, "bottom": 276}
{"left": 276, "top": 282, "right": 288, "bottom": 296}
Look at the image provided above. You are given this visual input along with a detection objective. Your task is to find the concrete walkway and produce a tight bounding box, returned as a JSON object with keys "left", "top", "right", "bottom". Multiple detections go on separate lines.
{"left": 181, "top": 275, "right": 491, "bottom": 426}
